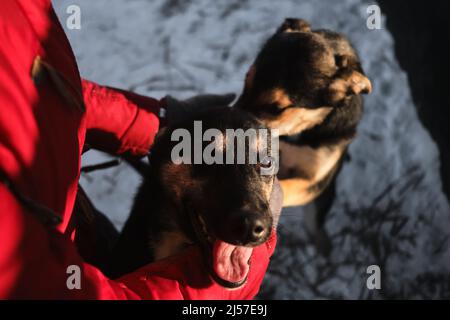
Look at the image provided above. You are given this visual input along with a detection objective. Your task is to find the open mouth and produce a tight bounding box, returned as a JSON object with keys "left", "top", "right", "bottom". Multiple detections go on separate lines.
{"left": 192, "top": 212, "right": 254, "bottom": 289}
{"left": 212, "top": 240, "right": 253, "bottom": 287}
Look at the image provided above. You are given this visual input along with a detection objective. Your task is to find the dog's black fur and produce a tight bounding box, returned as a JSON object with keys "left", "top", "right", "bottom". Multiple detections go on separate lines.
{"left": 107, "top": 107, "right": 275, "bottom": 283}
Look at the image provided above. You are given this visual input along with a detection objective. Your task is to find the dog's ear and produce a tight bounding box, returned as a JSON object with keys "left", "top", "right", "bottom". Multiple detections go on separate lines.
{"left": 327, "top": 69, "right": 372, "bottom": 103}
{"left": 277, "top": 18, "right": 311, "bottom": 34}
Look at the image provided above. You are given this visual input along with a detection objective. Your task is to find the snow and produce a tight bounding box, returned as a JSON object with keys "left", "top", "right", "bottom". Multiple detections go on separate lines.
{"left": 53, "top": 0, "right": 450, "bottom": 299}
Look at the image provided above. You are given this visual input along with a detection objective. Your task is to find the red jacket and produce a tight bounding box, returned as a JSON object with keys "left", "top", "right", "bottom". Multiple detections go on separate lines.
{"left": 0, "top": 0, "right": 276, "bottom": 299}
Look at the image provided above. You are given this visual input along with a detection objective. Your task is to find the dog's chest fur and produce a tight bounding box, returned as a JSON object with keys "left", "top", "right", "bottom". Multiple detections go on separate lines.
{"left": 278, "top": 138, "right": 349, "bottom": 183}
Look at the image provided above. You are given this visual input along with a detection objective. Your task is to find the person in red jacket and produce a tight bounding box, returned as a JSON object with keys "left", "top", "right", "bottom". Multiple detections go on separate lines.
{"left": 0, "top": 0, "right": 279, "bottom": 299}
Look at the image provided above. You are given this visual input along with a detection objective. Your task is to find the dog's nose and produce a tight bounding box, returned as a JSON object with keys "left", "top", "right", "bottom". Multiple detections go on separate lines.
{"left": 230, "top": 211, "right": 271, "bottom": 244}
{"left": 251, "top": 218, "right": 266, "bottom": 240}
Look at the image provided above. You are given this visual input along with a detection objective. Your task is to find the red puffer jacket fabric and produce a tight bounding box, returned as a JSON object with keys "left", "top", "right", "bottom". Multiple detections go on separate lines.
{"left": 0, "top": 0, "right": 276, "bottom": 299}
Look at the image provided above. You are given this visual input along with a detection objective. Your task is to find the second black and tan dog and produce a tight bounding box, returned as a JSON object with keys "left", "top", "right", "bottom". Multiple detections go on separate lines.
{"left": 108, "top": 107, "right": 278, "bottom": 288}
{"left": 235, "top": 18, "right": 372, "bottom": 245}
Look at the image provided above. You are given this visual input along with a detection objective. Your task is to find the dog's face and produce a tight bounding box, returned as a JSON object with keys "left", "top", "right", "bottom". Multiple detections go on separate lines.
{"left": 150, "top": 107, "right": 276, "bottom": 286}
{"left": 235, "top": 18, "right": 372, "bottom": 137}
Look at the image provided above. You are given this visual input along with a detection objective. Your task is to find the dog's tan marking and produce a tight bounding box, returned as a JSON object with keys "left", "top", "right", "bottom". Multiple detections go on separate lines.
{"left": 278, "top": 140, "right": 349, "bottom": 206}
{"left": 153, "top": 231, "right": 192, "bottom": 261}
{"left": 278, "top": 19, "right": 311, "bottom": 33}
{"left": 328, "top": 71, "right": 372, "bottom": 103}
{"left": 264, "top": 106, "right": 333, "bottom": 136}
{"left": 255, "top": 88, "right": 333, "bottom": 136}
{"left": 262, "top": 178, "right": 274, "bottom": 203}
{"left": 161, "top": 162, "right": 203, "bottom": 199}
{"left": 284, "top": 28, "right": 306, "bottom": 33}
{"left": 349, "top": 71, "right": 372, "bottom": 94}
{"left": 280, "top": 178, "right": 315, "bottom": 206}
{"left": 258, "top": 88, "right": 293, "bottom": 109}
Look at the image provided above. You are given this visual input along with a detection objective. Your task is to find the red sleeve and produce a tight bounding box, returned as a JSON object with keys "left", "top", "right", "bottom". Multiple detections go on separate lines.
{"left": 82, "top": 79, "right": 162, "bottom": 157}
{"left": 0, "top": 184, "right": 276, "bottom": 299}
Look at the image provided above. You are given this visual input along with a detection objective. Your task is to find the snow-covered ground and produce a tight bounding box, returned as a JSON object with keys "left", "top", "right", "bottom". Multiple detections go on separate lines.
{"left": 53, "top": 0, "right": 450, "bottom": 299}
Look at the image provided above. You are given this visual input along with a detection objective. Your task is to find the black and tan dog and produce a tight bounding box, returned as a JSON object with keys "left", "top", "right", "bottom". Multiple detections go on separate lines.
{"left": 235, "top": 19, "right": 372, "bottom": 238}
{"left": 108, "top": 107, "right": 278, "bottom": 288}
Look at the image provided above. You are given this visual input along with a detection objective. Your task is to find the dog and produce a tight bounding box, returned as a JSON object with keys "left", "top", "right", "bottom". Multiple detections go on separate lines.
{"left": 235, "top": 18, "right": 372, "bottom": 249}
{"left": 107, "top": 107, "right": 278, "bottom": 288}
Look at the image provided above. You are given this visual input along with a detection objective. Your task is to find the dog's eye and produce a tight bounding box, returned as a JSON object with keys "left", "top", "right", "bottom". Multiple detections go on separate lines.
{"left": 259, "top": 157, "right": 273, "bottom": 169}
{"left": 334, "top": 54, "right": 348, "bottom": 68}
{"left": 265, "top": 103, "right": 284, "bottom": 115}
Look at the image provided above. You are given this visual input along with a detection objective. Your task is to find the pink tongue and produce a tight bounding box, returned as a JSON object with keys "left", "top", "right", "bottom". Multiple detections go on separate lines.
{"left": 212, "top": 240, "right": 253, "bottom": 284}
